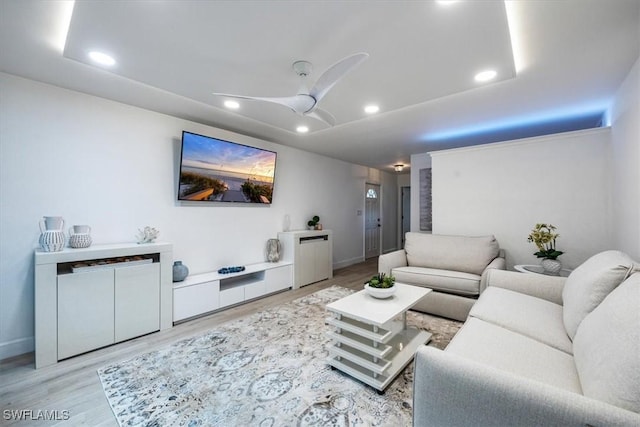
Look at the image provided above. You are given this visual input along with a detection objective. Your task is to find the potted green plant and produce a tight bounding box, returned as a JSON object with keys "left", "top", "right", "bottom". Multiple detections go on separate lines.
{"left": 527, "top": 223, "right": 564, "bottom": 275}
{"left": 364, "top": 272, "right": 396, "bottom": 298}
{"left": 307, "top": 215, "right": 321, "bottom": 230}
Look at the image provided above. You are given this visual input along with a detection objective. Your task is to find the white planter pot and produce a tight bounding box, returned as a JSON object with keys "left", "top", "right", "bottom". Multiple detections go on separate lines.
{"left": 541, "top": 258, "right": 562, "bottom": 275}
{"left": 364, "top": 283, "right": 396, "bottom": 299}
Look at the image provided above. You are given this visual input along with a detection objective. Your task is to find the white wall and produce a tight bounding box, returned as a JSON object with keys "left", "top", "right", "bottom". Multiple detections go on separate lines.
{"left": 0, "top": 73, "right": 393, "bottom": 359}
{"left": 610, "top": 56, "right": 640, "bottom": 260}
{"left": 428, "top": 128, "right": 612, "bottom": 270}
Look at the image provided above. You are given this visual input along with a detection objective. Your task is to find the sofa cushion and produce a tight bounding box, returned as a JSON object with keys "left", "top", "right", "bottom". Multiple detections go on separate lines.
{"left": 445, "top": 318, "right": 582, "bottom": 394}
{"left": 392, "top": 266, "right": 480, "bottom": 296}
{"left": 573, "top": 273, "right": 640, "bottom": 413}
{"left": 469, "top": 287, "right": 572, "bottom": 354}
{"left": 404, "top": 233, "right": 500, "bottom": 276}
{"left": 562, "top": 250, "right": 637, "bottom": 339}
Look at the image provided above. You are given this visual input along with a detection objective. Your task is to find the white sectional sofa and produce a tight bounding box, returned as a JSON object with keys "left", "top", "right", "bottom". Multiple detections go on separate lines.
{"left": 413, "top": 250, "right": 640, "bottom": 426}
{"left": 379, "top": 233, "right": 505, "bottom": 321}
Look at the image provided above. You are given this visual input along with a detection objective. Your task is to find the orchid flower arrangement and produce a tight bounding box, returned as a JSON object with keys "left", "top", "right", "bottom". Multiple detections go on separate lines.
{"left": 527, "top": 223, "right": 563, "bottom": 260}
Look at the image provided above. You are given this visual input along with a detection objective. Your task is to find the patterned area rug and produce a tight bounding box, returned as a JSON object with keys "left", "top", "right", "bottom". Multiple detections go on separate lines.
{"left": 98, "top": 286, "right": 462, "bottom": 426}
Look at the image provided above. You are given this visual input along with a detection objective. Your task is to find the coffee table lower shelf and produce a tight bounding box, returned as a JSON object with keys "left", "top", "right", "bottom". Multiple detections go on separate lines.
{"left": 327, "top": 328, "right": 431, "bottom": 392}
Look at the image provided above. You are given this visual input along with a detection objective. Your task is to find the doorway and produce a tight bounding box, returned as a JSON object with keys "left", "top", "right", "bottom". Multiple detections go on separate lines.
{"left": 401, "top": 186, "right": 411, "bottom": 248}
{"left": 365, "top": 183, "right": 381, "bottom": 259}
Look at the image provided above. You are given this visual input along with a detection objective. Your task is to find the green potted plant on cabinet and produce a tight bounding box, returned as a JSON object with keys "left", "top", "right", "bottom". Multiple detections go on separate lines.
{"left": 307, "top": 215, "right": 322, "bottom": 230}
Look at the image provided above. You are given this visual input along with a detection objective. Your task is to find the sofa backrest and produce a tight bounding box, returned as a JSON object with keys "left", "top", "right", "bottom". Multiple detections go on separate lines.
{"left": 572, "top": 273, "right": 640, "bottom": 414}
{"left": 562, "top": 250, "right": 638, "bottom": 339}
{"left": 404, "top": 233, "right": 500, "bottom": 276}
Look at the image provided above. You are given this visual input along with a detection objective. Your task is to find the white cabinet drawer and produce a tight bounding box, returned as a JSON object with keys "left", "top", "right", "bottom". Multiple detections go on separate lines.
{"left": 173, "top": 280, "right": 220, "bottom": 321}
{"left": 265, "top": 265, "right": 292, "bottom": 293}
{"left": 220, "top": 286, "right": 244, "bottom": 308}
{"left": 245, "top": 280, "right": 266, "bottom": 300}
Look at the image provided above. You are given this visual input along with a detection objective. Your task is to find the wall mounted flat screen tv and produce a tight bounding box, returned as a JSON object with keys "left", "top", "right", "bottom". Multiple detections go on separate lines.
{"left": 178, "top": 131, "right": 277, "bottom": 204}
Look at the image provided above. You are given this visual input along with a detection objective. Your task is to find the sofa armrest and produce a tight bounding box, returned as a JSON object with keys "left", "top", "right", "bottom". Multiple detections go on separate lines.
{"left": 378, "top": 250, "right": 407, "bottom": 275}
{"left": 479, "top": 253, "right": 507, "bottom": 293}
{"left": 413, "top": 346, "right": 640, "bottom": 427}
{"left": 485, "top": 269, "right": 566, "bottom": 305}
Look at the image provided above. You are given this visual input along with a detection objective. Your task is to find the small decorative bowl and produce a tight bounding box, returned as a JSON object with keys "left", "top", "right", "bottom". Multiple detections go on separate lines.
{"left": 364, "top": 283, "right": 396, "bottom": 299}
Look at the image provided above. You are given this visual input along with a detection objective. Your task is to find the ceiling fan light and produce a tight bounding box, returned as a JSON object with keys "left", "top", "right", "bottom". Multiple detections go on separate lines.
{"left": 88, "top": 51, "right": 116, "bottom": 66}
{"left": 474, "top": 69, "right": 497, "bottom": 82}
{"left": 364, "top": 105, "right": 380, "bottom": 114}
{"left": 296, "top": 125, "right": 309, "bottom": 133}
{"left": 224, "top": 100, "right": 240, "bottom": 109}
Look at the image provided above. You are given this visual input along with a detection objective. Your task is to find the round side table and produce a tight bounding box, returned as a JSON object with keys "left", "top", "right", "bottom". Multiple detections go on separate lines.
{"left": 514, "top": 264, "right": 572, "bottom": 277}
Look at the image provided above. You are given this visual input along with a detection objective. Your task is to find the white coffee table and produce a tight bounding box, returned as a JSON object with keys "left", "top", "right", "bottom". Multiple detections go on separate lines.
{"left": 325, "top": 283, "right": 432, "bottom": 392}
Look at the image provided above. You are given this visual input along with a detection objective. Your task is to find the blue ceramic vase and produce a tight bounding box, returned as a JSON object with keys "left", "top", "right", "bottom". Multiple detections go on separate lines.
{"left": 173, "top": 261, "right": 189, "bottom": 282}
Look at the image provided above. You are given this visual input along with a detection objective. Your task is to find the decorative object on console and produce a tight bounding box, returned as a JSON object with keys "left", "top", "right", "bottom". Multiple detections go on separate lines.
{"left": 38, "top": 216, "right": 65, "bottom": 252}
{"left": 364, "top": 272, "right": 396, "bottom": 298}
{"left": 307, "top": 215, "right": 322, "bottom": 230}
{"left": 68, "top": 225, "right": 92, "bottom": 248}
{"left": 217, "top": 266, "right": 245, "bottom": 274}
{"left": 137, "top": 226, "right": 159, "bottom": 244}
{"left": 527, "top": 223, "right": 564, "bottom": 275}
{"left": 172, "top": 261, "right": 189, "bottom": 282}
{"left": 266, "top": 238, "right": 281, "bottom": 262}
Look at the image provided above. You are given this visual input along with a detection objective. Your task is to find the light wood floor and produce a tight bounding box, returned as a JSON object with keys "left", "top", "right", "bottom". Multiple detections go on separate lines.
{"left": 0, "top": 258, "right": 378, "bottom": 426}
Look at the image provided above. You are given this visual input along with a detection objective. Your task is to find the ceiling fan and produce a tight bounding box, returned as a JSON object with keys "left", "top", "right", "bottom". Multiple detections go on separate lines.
{"left": 212, "top": 52, "right": 369, "bottom": 127}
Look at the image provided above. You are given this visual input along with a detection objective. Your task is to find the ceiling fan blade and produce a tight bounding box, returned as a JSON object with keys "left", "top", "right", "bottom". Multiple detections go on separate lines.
{"left": 212, "top": 93, "right": 315, "bottom": 113}
{"left": 309, "top": 52, "right": 369, "bottom": 104}
{"left": 305, "top": 108, "right": 336, "bottom": 127}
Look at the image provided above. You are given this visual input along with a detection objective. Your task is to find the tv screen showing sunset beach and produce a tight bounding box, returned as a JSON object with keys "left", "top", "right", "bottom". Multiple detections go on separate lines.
{"left": 178, "top": 131, "right": 277, "bottom": 204}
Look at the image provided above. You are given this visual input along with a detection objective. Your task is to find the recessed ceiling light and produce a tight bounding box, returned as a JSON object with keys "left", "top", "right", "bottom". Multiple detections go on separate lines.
{"left": 296, "top": 125, "right": 309, "bottom": 133}
{"left": 88, "top": 51, "right": 116, "bottom": 66}
{"left": 474, "top": 70, "right": 497, "bottom": 82}
{"left": 364, "top": 105, "right": 380, "bottom": 114}
{"left": 437, "top": 0, "right": 459, "bottom": 5}
{"left": 224, "top": 100, "right": 240, "bottom": 109}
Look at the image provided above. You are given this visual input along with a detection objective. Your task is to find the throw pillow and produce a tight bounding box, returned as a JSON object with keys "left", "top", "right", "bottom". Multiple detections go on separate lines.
{"left": 573, "top": 273, "right": 640, "bottom": 413}
{"left": 562, "top": 250, "right": 637, "bottom": 339}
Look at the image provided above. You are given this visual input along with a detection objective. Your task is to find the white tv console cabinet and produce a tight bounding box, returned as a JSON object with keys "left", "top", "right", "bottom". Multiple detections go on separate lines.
{"left": 278, "top": 230, "right": 333, "bottom": 288}
{"left": 172, "top": 261, "right": 293, "bottom": 322}
{"left": 34, "top": 242, "right": 173, "bottom": 368}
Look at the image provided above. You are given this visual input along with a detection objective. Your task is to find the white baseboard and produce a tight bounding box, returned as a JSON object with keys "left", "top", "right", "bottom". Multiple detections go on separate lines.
{"left": 0, "top": 336, "right": 34, "bottom": 361}
{"left": 333, "top": 256, "right": 365, "bottom": 270}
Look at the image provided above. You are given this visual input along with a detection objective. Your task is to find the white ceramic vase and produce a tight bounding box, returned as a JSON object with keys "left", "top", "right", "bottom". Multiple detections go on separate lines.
{"left": 69, "top": 225, "right": 92, "bottom": 248}
{"left": 39, "top": 216, "right": 65, "bottom": 252}
{"left": 541, "top": 258, "right": 562, "bottom": 275}
{"left": 39, "top": 230, "right": 65, "bottom": 252}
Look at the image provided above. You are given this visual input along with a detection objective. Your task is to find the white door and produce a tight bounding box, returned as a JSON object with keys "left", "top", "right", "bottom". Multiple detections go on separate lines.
{"left": 365, "top": 183, "right": 381, "bottom": 259}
